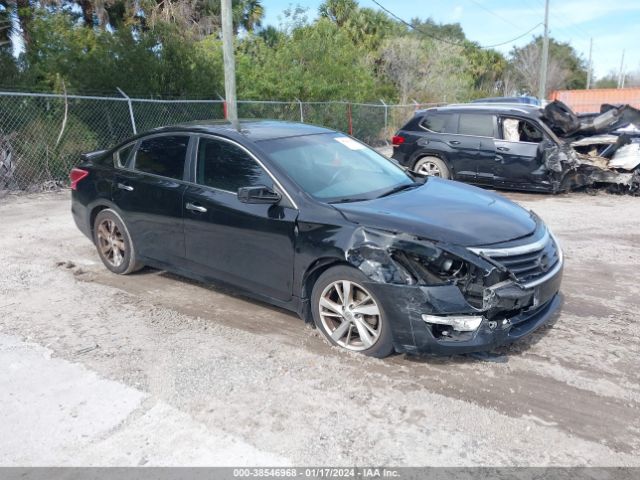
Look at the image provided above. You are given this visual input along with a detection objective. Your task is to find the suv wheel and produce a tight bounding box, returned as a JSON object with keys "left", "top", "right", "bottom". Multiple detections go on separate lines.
{"left": 414, "top": 156, "right": 450, "bottom": 179}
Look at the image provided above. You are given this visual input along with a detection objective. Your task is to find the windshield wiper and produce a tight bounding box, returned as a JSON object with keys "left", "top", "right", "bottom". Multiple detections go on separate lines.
{"left": 376, "top": 182, "right": 421, "bottom": 198}
{"left": 328, "top": 197, "right": 370, "bottom": 204}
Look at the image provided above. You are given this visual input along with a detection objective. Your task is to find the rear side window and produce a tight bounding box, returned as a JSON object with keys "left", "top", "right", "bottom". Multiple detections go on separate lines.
{"left": 114, "top": 144, "right": 134, "bottom": 168}
{"left": 457, "top": 114, "right": 495, "bottom": 137}
{"left": 133, "top": 135, "right": 189, "bottom": 180}
{"left": 420, "top": 112, "right": 456, "bottom": 133}
{"left": 196, "top": 137, "right": 272, "bottom": 192}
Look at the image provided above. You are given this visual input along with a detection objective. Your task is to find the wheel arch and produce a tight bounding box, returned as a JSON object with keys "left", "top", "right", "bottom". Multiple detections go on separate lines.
{"left": 411, "top": 150, "right": 452, "bottom": 172}
{"left": 88, "top": 199, "right": 123, "bottom": 234}
{"left": 299, "top": 257, "right": 351, "bottom": 323}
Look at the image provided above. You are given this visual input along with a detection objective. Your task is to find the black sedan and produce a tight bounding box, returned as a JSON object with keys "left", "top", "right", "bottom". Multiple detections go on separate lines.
{"left": 70, "top": 120, "right": 563, "bottom": 357}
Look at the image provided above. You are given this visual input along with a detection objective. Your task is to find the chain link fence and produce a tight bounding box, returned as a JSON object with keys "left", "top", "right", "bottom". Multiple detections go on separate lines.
{"left": 0, "top": 90, "right": 442, "bottom": 192}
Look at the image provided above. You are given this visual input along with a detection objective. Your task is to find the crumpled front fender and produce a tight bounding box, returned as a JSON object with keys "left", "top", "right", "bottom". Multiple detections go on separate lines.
{"left": 343, "top": 227, "right": 537, "bottom": 315}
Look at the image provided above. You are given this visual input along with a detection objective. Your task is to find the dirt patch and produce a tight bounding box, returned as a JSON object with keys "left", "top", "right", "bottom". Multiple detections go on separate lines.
{"left": 1, "top": 189, "right": 639, "bottom": 466}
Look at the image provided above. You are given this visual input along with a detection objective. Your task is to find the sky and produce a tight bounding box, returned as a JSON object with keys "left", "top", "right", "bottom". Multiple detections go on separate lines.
{"left": 261, "top": 0, "right": 640, "bottom": 80}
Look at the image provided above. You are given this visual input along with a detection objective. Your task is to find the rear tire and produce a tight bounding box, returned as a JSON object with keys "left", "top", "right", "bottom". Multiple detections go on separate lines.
{"left": 93, "top": 209, "right": 143, "bottom": 275}
{"left": 414, "top": 156, "right": 450, "bottom": 179}
{"left": 311, "top": 265, "right": 394, "bottom": 358}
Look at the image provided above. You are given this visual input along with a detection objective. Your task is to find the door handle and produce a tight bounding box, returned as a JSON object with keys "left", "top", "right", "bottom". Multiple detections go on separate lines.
{"left": 448, "top": 140, "right": 461, "bottom": 145}
{"left": 186, "top": 202, "right": 207, "bottom": 213}
{"left": 117, "top": 182, "right": 134, "bottom": 191}
{"left": 497, "top": 146, "right": 510, "bottom": 152}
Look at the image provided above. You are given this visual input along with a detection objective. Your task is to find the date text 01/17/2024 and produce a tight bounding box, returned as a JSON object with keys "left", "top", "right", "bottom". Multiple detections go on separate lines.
{"left": 232, "top": 468, "right": 400, "bottom": 478}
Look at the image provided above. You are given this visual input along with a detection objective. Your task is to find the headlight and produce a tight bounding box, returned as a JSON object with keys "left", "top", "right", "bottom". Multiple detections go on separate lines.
{"left": 391, "top": 249, "right": 471, "bottom": 285}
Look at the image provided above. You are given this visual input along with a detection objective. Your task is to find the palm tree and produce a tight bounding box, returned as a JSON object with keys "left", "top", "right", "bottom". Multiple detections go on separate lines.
{"left": 318, "top": 0, "right": 357, "bottom": 27}
{"left": 238, "top": 0, "right": 262, "bottom": 32}
{"left": 258, "top": 25, "right": 281, "bottom": 47}
{"left": 0, "top": 5, "right": 12, "bottom": 49}
{"left": 2, "top": 0, "right": 32, "bottom": 47}
{"left": 77, "top": 0, "right": 115, "bottom": 29}
{"left": 190, "top": 0, "right": 264, "bottom": 36}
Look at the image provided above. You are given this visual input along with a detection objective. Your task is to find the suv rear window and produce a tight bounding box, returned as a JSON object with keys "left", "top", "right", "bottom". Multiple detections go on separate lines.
{"left": 420, "top": 112, "right": 456, "bottom": 133}
{"left": 458, "top": 114, "right": 495, "bottom": 137}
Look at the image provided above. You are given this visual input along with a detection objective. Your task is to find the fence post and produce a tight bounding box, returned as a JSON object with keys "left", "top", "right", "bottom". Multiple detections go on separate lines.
{"left": 379, "top": 99, "right": 388, "bottom": 131}
{"left": 347, "top": 102, "right": 353, "bottom": 136}
{"left": 55, "top": 81, "right": 69, "bottom": 148}
{"left": 117, "top": 87, "right": 137, "bottom": 135}
{"left": 217, "top": 93, "right": 227, "bottom": 119}
{"left": 295, "top": 98, "right": 304, "bottom": 123}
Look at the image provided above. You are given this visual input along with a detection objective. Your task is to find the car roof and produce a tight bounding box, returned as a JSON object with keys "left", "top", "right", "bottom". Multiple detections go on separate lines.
{"left": 150, "top": 119, "right": 336, "bottom": 142}
{"left": 416, "top": 103, "right": 544, "bottom": 117}
{"left": 471, "top": 96, "right": 540, "bottom": 105}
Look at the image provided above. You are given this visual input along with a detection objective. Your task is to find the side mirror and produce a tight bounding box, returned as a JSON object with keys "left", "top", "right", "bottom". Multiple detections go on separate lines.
{"left": 237, "top": 185, "right": 282, "bottom": 204}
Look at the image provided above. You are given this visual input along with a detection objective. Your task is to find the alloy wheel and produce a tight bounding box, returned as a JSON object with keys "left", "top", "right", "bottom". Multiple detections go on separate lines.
{"left": 417, "top": 160, "right": 442, "bottom": 177}
{"left": 319, "top": 280, "right": 382, "bottom": 351}
{"left": 96, "top": 219, "right": 125, "bottom": 268}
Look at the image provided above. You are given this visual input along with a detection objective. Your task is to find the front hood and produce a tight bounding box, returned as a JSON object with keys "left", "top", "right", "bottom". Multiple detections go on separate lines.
{"left": 333, "top": 178, "right": 537, "bottom": 247}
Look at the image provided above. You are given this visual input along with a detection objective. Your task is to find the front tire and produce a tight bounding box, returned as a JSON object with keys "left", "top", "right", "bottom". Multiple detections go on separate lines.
{"left": 93, "top": 209, "right": 143, "bottom": 275}
{"left": 311, "top": 266, "right": 394, "bottom": 358}
{"left": 414, "top": 156, "right": 450, "bottom": 179}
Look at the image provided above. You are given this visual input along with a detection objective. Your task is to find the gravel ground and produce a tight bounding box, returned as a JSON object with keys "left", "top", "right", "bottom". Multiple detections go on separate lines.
{"left": 0, "top": 189, "right": 638, "bottom": 466}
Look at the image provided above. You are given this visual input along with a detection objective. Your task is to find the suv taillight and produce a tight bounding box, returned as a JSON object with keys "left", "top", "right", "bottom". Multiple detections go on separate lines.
{"left": 392, "top": 135, "right": 405, "bottom": 146}
{"left": 69, "top": 168, "right": 89, "bottom": 190}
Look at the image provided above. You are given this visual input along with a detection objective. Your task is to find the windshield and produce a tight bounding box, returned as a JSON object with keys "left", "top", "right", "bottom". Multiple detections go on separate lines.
{"left": 259, "top": 133, "right": 414, "bottom": 202}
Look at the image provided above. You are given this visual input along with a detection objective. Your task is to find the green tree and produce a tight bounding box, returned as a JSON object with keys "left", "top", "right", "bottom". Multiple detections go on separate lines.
{"left": 408, "top": 17, "right": 465, "bottom": 42}
{"left": 319, "top": 0, "right": 397, "bottom": 50}
{"left": 236, "top": 19, "right": 384, "bottom": 101}
{"left": 594, "top": 73, "right": 618, "bottom": 89}
{"left": 18, "top": 10, "right": 224, "bottom": 97}
{"left": 318, "top": 0, "right": 358, "bottom": 27}
{"left": 464, "top": 46, "right": 508, "bottom": 97}
{"left": 257, "top": 25, "right": 282, "bottom": 47}
{"left": 509, "top": 36, "right": 587, "bottom": 96}
{"left": 380, "top": 36, "right": 472, "bottom": 104}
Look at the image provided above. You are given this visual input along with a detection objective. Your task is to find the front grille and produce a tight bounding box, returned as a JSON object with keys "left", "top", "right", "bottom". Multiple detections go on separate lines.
{"left": 471, "top": 230, "right": 560, "bottom": 285}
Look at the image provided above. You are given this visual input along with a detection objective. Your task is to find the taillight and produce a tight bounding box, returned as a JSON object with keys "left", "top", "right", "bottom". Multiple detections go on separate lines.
{"left": 392, "top": 135, "right": 405, "bottom": 146}
{"left": 69, "top": 168, "right": 89, "bottom": 190}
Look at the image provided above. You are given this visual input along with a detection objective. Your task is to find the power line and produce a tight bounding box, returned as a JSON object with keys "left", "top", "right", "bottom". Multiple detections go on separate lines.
{"left": 369, "top": 0, "right": 466, "bottom": 47}
{"left": 482, "top": 23, "right": 543, "bottom": 48}
{"left": 370, "top": 0, "right": 542, "bottom": 50}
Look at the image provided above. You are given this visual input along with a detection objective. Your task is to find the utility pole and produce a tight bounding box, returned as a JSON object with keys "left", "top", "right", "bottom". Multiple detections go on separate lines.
{"left": 221, "top": 0, "right": 239, "bottom": 130}
{"left": 586, "top": 38, "right": 593, "bottom": 89}
{"left": 537, "top": 0, "right": 550, "bottom": 101}
{"left": 617, "top": 49, "right": 626, "bottom": 89}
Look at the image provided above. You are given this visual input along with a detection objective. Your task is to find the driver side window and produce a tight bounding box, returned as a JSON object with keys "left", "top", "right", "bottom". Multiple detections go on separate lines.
{"left": 501, "top": 117, "right": 544, "bottom": 143}
{"left": 196, "top": 137, "right": 272, "bottom": 192}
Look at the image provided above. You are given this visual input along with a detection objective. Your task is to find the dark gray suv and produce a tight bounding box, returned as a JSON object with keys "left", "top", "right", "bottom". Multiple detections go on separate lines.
{"left": 391, "top": 102, "right": 640, "bottom": 193}
{"left": 391, "top": 104, "right": 565, "bottom": 192}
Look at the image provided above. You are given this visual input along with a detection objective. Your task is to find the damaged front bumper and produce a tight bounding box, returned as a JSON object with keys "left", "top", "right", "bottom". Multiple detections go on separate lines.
{"left": 364, "top": 266, "right": 562, "bottom": 355}
{"left": 345, "top": 226, "right": 563, "bottom": 355}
